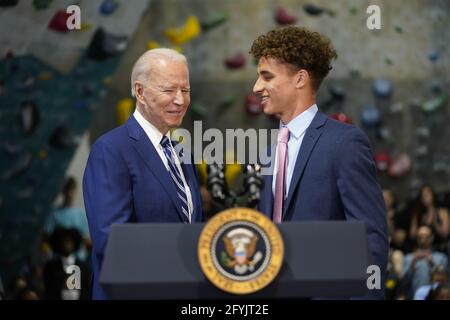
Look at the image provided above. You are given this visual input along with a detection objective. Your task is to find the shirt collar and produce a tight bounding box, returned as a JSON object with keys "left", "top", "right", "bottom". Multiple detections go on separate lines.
{"left": 281, "top": 104, "right": 318, "bottom": 139}
{"left": 133, "top": 108, "right": 170, "bottom": 148}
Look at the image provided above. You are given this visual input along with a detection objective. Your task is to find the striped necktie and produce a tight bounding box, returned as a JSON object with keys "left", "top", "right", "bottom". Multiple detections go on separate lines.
{"left": 160, "top": 136, "right": 190, "bottom": 223}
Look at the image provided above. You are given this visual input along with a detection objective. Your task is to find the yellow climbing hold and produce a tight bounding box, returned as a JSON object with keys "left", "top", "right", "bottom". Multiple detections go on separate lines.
{"left": 164, "top": 15, "right": 200, "bottom": 46}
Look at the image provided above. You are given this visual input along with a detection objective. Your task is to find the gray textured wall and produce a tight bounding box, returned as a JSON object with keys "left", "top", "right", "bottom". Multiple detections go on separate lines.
{"left": 90, "top": 0, "right": 450, "bottom": 203}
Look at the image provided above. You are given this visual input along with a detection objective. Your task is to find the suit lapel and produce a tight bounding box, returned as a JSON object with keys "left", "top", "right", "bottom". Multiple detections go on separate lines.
{"left": 260, "top": 137, "right": 277, "bottom": 217}
{"left": 126, "top": 117, "right": 189, "bottom": 223}
{"left": 261, "top": 174, "right": 273, "bottom": 217}
{"left": 283, "top": 112, "right": 327, "bottom": 217}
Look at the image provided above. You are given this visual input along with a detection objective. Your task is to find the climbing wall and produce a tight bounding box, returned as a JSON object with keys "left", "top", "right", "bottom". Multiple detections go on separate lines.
{"left": 93, "top": 0, "right": 450, "bottom": 201}
{"left": 0, "top": 0, "right": 151, "bottom": 284}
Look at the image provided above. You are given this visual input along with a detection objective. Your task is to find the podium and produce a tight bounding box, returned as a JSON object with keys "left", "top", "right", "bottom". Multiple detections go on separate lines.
{"left": 99, "top": 221, "right": 371, "bottom": 299}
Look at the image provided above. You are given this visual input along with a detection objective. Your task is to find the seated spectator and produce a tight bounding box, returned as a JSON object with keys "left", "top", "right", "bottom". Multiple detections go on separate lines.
{"left": 11, "top": 287, "right": 40, "bottom": 300}
{"left": 414, "top": 265, "right": 448, "bottom": 300}
{"left": 426, "top": 284, "right": 450, "bottom": 300}
{"left": 409, "top": 184, "right": 449, "bottom": 253}
{"left": 5, "top": 275, "right": 40, "bottom": 300}
{"left": 43, "top": 227, "right": 90, "bottom": 300}
{"left": 43, "top": 176, "right": 91, "bottom": 261}
{"left": 383, "top": 188, "right": 409, "bottom": 252}
{"left": 385, "top": 248, "right": 404, "bottom": 300}
{"left": 402, "top": 226, "right": 448, "bottom": 299}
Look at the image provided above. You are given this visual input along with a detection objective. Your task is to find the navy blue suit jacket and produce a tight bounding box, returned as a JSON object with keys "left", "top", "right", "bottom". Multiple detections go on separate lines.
{"left": 259, "top": 111, "right": 388, "bottom": 299}
{"left": 83, "top": 116, "right": 203, "bottom": 300}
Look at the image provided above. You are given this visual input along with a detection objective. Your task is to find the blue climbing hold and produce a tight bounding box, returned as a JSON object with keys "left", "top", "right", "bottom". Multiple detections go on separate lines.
{"left": 100, "top": 0, "right": 119, "bottom": 15}
{"left": 372, "top": 78, "right": 393, "bottom": 99}
{"left": 361, "top": 105, "right": 381, "bottom": 128}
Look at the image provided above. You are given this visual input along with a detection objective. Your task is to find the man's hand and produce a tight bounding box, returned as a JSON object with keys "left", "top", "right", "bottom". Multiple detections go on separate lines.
{"left": 412, "top": 249, "right": 433, "bottom": 267}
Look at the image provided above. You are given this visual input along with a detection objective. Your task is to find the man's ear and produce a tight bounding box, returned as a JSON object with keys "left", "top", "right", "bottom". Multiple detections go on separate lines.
{"left": 134, "top": 81, "right": 144, "bottom": 102}
{"left": 295, "top": 69, "right": 309, "bottom": 89}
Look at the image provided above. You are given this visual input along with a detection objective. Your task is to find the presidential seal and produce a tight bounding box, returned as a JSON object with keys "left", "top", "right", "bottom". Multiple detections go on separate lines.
{"left": 198, "top": 207, "right": 284, "bottom": 295}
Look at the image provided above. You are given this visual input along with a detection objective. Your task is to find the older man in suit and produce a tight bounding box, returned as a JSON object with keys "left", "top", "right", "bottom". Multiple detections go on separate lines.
{"left": 83, "top": 48, "right": 203, "bottom": 299}
{"left": 251, "top": 26, "right": 388, "bottom": 299}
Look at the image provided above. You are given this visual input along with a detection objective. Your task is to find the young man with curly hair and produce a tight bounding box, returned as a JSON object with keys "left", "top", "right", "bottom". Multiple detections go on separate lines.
{"left": 250, "top": 26, "right": 388, "bottom": 299}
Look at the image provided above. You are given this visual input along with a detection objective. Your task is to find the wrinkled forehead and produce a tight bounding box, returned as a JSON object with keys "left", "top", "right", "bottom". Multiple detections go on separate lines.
{"left": 150, "top": 59, "right": 190, "bottom": 86}
{"left": 151, "top": 57, "right": 188, "bottom": 72}
{"left": 152, "top": 73, "right": 190, "bottom": 88}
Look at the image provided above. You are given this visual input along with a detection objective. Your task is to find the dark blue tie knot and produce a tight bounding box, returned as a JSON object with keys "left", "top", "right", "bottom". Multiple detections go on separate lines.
{"left": 160, "top": 135, "right": 171, "bottom": 148}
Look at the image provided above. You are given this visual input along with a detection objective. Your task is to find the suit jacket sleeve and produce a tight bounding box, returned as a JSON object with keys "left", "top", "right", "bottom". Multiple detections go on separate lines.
{"left": 334, "top": 127, "right": 389, "bottom": 299}
{"left": 83, "top": 140, "right": 133, "bottom": 269}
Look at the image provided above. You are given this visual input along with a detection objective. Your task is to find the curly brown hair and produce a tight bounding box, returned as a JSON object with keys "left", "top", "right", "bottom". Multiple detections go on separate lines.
{"left": 249, "top": 26, "right": 337, "bottom": 91}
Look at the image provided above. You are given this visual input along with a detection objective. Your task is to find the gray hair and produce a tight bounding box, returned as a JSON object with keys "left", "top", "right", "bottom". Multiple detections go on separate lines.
{"left": 130, "top": 48, "right": 188, "bottom": 97}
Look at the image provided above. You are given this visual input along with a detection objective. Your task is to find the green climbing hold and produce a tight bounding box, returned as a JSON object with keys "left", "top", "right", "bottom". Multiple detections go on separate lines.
{"left": 219, "top": 95, "right": 237, "bottom": 109}
{"left": 33, "top": 0, "right": 53, "bottom": 10}
{"left": 421, "top": 93, "right": 447, "bottom": 113}
{"left": 190, "top": 102, "right": 208, "bottom": 118}
{"left": 394, "top": 25, "right": 403, "bottom": 33}
{"left": 201, "top": 12, "right": 229, "bottom": 31}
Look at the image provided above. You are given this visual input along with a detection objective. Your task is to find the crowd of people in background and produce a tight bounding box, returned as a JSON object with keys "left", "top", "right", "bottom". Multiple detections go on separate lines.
{"left": 2, "top": 177, "right": 449, "bottom": 300}
{"left": 2, "top": 177, "right": 91, "bottom": 300}
{"left": 385, "top": 185, "right": 450, "bottom": 300}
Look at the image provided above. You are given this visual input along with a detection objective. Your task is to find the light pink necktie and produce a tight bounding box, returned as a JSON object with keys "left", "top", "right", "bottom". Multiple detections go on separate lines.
{"left": 273, "top": 126, "right": 290, "bottom": 223}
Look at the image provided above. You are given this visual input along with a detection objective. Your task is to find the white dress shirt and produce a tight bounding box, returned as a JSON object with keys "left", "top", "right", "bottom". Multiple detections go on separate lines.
{"left": 272, "top": 104, "right": 318, "bottom": 197}
{"left": 134, "top": 109, "right": 193, "bottom": 222}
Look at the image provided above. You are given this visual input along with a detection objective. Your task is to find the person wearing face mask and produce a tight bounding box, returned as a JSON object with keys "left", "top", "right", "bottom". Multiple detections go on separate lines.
{"left": 83, "top": 48, "right": 203, "bottom": 300}
{"left": 250, "top": 26, "right": 388, "bottom": 299}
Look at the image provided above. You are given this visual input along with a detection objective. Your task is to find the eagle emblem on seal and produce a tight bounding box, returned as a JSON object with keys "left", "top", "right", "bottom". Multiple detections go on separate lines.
{"left": 221, "top": 227, "right": 263, "bottom": 275}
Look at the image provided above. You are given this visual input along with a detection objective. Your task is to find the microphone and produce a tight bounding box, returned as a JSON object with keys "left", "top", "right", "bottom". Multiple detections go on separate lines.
{"left": 242, "top": 164, "right": 263, "bottom": 208}
{"left": 206, "top": 163, "right": 227, "bottom": 205}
